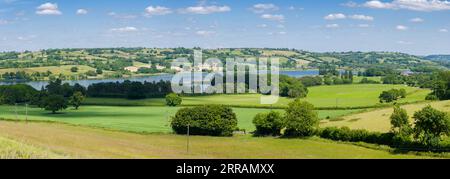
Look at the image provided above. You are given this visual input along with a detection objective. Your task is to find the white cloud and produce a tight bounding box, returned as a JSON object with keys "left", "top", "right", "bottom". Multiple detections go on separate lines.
{"left": 363, "top": 0, "right": 450, "bottom": 11}
{"left": 251, "top": 3, "right": 279, "bottom": 13}
{"left": 410, "top": 17, "right": 424, "bottom": 22}
{"left": 324, "top": 13, "right": 347, "bottom": 20}
{"left": 0, "top": 19, "right": 8, "bottom": 25}
{"left": 181, "top": 5, "right": 230, "bottom": 14}
{"left": 257, "top": 24, "right": 268, "bottom": 28}
{"left": 145, "top": 6, "right": 172, "bottom": 16}
{"left": 196, "top": 30, "right": 216, "bottom": 36}
{"left": 108, "top": 12, "right": 137, "bottom": 19}
{"left": 261, "top": 14, "right": 285, "bottom": 22}
{"left": 397, "top": 40, "right": 413, "bottom": 45}
{"left": 396, "top": 25, "right": 409, "bottom": 30}
{"left": 267, "top": 31, "right": 287, "bottom": 36}
{"left": 17, "top": 35, "right": 37, "bottom": 41}
{"left": 439, "top": 28, "right": 448, "bottom": 32}
{"left": 326, "top": 24, "right": 340, "bottom": 28}
{"left": 110, "top": 27, "right": 139, "bottom": 33}
{"left": 277, "top": 24, "right": 285, "bottom": 28}
{"left": 324, "top": 13, "right": 374, "bottom": 21}
{"left": 36, "top": 3, "right": 62, "bottom": 15}
{"left": 342, "top": 1, "right": 360, "bottom": 7}
{"left": 358, "top": 24, "right": 371, "bottom": 28}
{"left": 349, "top": 14, "right": 374, "bottom": 21}
{"left": 364, "top": 0, "right": 397, "bottom": 9}
{"left": 76, "top": 9, "right": 88, "bottom": 15}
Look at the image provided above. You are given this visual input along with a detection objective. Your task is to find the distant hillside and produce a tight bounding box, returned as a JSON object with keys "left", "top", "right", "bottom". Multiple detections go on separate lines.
{"left": 0, "top": 48, "right": 446, "bottom": 81}
{"left": 425, "top": 55, "right": 450, "bottom": 61}
{"left": 424, "top": 55, "right": 450, "bottom": 69}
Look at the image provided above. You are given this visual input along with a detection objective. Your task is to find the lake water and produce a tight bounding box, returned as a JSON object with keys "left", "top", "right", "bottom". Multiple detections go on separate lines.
{"left": 0, "top": 70, "right": 319, "bottom": 89}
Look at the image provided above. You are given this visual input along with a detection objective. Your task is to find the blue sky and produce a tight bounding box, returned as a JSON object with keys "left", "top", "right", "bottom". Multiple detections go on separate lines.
{"left": 0, "top": 0, "right": 449, "bottom": 55}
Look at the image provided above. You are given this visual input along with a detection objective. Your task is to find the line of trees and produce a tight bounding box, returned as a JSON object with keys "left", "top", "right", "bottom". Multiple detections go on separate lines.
{"left": 327, "top": 105, "right": 450, "bottom": 150}
{"left": 35, "top": 79, "right": 87, "bottom": 113}
{"left": 0, "top": 79, "right": 87, "bottom": 114}
{"left": 250, "top": 98, "right": 450, "bottom": 151}
{"left": 379, "top": 89, "right": 407, "bottom": 103}
{"left": 253, "top": 99, "right": 319, "bottom": 137}
{"left": 86, "top": 80, "right": 172, "bottom": 99}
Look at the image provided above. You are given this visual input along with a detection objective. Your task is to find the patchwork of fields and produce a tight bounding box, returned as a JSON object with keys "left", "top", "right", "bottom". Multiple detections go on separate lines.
{"left": 0, "top": 83, "right": 445, "bottom": 158}
{"left": 84, "top": 84, "right": 431, "bottom": 108}
{"left": 0, "top": 121, "right": 432, "bottom": 159}
{"left": 0, "top": 105, "right": 358, "bottom": 133}
{"left": 322, "top": 100, "right": 450, "bottom": 132}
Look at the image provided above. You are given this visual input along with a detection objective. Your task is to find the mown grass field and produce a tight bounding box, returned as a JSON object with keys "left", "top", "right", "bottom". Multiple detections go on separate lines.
{"left": 0, "top": 136, "right": 63, "bottom": 159}
{"left": 322, "top": 100, "right": 450, "bottom": 132}
{"left": 0, "top": 121, "right": 434, "bottom": 159}
{"left": 0, "top": 105, "right": 358, "bottom": 133}
{"left": 84, "top": 84, "right": 431, "bottom": 108}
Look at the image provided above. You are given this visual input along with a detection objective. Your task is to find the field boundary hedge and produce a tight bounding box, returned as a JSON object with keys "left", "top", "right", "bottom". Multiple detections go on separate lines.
{"left": 82, "top": 98, "right": 431, "bottom": 111}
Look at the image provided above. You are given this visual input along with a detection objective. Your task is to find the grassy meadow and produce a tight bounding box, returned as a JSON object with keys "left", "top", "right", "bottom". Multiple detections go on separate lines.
{"left": 0, "top": 136, "right": 63, "bottom": 159}
{"left": 0, "top": 105, "right": 359, "bottom": 133}
{"left": 0, "top": 83, "right": 440, "bottom": 158}
{"left": 84, "top": 84, "right": 430, "bottom": 108}
{"left": 0, "top": 65, "right": 96, "bottom": 76}
{"left": 0, "top": 121, "right": 434, "bottom": 159}
{"left": 322, "top": 100, "right": 450, "bottom": 132}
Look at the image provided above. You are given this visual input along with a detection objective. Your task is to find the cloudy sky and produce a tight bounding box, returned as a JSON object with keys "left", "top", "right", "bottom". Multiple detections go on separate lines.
{"left": 0, "top": 0, "right": 449, "bottom": 55}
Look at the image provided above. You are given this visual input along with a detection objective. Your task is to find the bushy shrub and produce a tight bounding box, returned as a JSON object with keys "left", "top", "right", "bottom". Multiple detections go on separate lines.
{"left": 319, "top": 127, "right": 394, "bottom": 146}
{"left": 42, "top": 95, "right": 68, "bottom": 114}
{"left": 413, "top": 106, "right": 450, "bottom": 147}
{"left": 165, "top": 93, "right": 182, "bottom": 106}
{"left": 425, "top": 94, "right": 439, "bottom": 101}
{"left": 390, "top": 106, "right": 412, "bottom": 135}
{"left": 283, "top": 100, "right": 319, "bottom": 137}
{"left": 0, "top": 84, "right": 37, "bottom": 104}
{"left": 171, "top": 105, "right": 238, "bottom": 137}
{"left": 252, "top": 111, "right": 283, "bottom": 136}
{"left": 379, "top": 89, "right": 407, "bottom": 103}
{"left": 279, "top": 75, "right": 308, "bottom": 98}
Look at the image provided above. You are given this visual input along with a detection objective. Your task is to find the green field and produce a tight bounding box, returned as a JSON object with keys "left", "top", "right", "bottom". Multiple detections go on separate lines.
{"left": 0, "top": 65, "right": 96, "bottom": 76}
{"left": 353, "top": 76, "right": 382, "bottom": 83}
{"left": 0, "top": 83, "right": 439, "bottom": 158}
{"left": 0, "top": 105, "right": 358, "bottom": 134}
{"left": 0, "top": 121, "right": 434, "bottom": 159}
{"left": 84, "top": 84, "right": 430, "bottom": 108}
{"left": 322, "top": 100, "right": 450, "bottom": 132}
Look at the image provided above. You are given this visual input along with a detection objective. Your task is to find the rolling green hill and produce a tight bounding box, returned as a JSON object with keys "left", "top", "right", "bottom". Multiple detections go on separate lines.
{"left": 0, "top": 48, "right": 445, "bottom": 81}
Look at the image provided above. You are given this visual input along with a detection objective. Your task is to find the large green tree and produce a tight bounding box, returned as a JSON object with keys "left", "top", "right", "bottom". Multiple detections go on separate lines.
{"left": 165, "top": 93, "right": 182, "bottom": 107}
{"left": 279, "top": 75, "right": 308, "bottom": 98}
{"left": 171, "top": 105, "right": 237, "bottom": 136}
{"left": 413, "top": 106, "right": 450, "bottom": 147}
{"left": 390, "top": 106, "right": 411, "bottom": 135}
{"left": 252, "top": 111, "right": 283, "bottom": 136}
{"left": 42, "top": 95, "right": 68, "bottom": 114}
{"left": 283, "top": 99, "right": 319, "bottom": 137}
{"left": 432, "top": 71, "right": 450, "bottom": 100}
{"left": 69, "top": 91, "right": 85, "bottom": 110}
